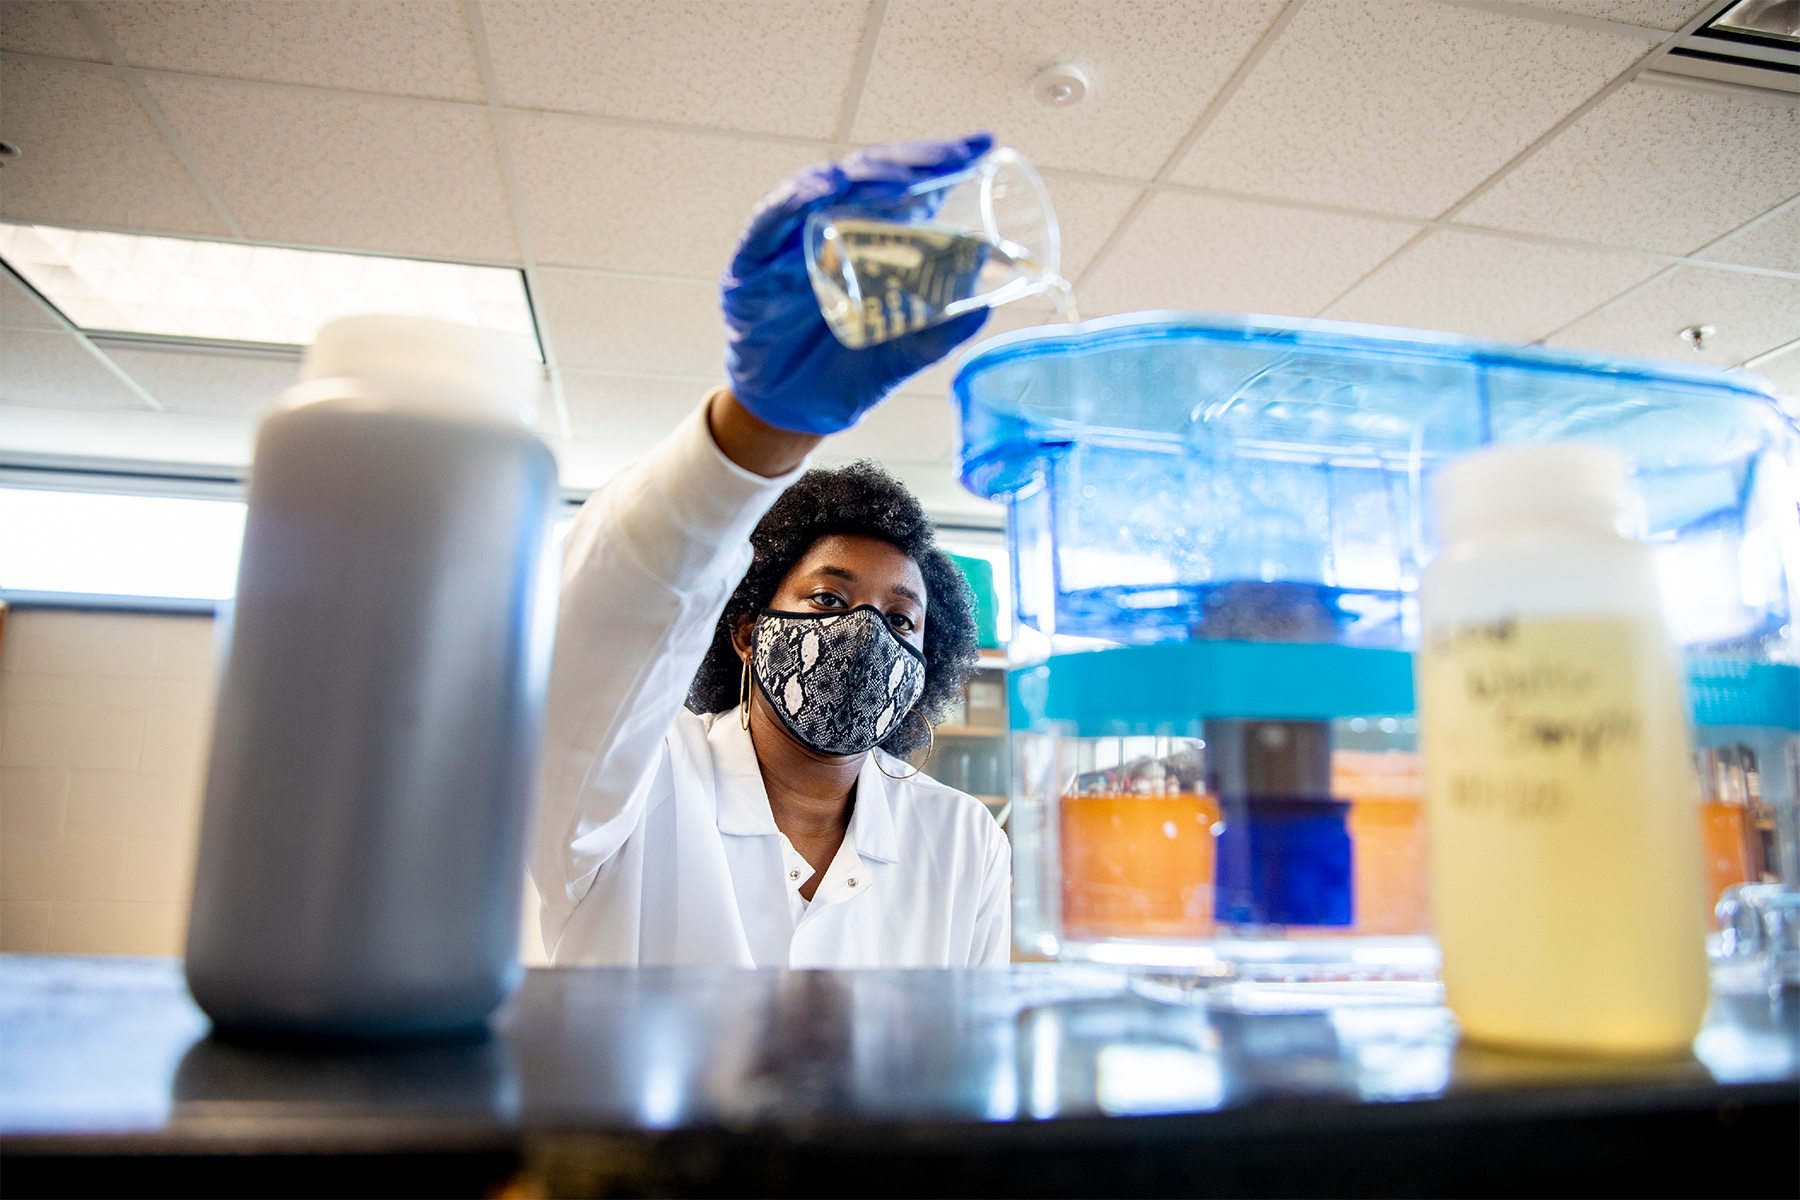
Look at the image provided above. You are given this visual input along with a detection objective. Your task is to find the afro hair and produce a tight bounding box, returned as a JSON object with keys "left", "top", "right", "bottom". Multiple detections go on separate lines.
{"left": 687, "top": 459, "right": 980, "bottom": 757}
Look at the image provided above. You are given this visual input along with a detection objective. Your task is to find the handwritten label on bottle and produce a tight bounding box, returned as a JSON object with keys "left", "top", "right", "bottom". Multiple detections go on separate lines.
{"left": 1420, "top": 617, "right": 1662, "bottom": 825}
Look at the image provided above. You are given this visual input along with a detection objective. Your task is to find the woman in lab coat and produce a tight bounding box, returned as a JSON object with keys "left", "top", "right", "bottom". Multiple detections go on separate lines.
{"left": 531, "top": 134, "right": 1012, "bottom": 968}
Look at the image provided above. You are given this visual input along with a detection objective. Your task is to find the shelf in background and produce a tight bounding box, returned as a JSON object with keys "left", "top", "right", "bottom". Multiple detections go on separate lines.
{"left": 935, "top": 725, "right": 1006, "bottom": 738}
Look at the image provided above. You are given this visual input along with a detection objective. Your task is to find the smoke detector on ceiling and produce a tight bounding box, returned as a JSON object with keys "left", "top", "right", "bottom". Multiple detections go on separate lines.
{"left": 1681, "top": 324, "right": 1717, "bottom": 352}
{"left": 1033, "top": 64, "right": 1090, "bottom": 108}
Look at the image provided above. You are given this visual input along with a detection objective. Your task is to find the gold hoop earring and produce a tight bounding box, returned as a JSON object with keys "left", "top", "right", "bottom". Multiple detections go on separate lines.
{"left": 877, "top": 711, "right": 934, "bottom": 781}
{"left": 739, "top": 659, "right": 752, "bottom": 731}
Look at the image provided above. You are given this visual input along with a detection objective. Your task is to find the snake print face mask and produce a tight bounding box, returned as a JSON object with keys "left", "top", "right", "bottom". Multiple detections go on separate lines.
{"left": 751, "top": 605, "right": 926, "bottom": 757}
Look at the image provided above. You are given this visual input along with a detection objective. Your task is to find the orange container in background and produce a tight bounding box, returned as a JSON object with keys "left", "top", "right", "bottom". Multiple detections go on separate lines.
{"left": 1061, "top": 792, "right": 1219, "bottom": 939}
{"left": 1058, "top": 749, "right": 1431, "bottom": 941}
{"left": 1335, "top": 750, "right": 1429, "bottom": 936}
{"left": 1693, "top": 743, "right": 1778, "bottom": 914}
{"left": 1697, "top": 802, "right": 1755, "bottom": 911}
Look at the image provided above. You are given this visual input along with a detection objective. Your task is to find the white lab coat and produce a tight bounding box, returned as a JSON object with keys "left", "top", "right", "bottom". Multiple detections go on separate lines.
{"left": 531, "top": 393, "right": 1012, "bottom": 968}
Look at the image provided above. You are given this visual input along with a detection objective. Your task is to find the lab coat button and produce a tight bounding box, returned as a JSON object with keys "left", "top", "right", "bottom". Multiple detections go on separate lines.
{"left": 848, "top": 878, "right": 858, "bottom": 887}
{"left": 788, "top": 870, "right": 800, "bottom": 880}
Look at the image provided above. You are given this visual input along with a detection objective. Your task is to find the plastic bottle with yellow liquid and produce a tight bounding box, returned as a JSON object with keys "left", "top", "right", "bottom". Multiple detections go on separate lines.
{"left": 1419, "top": 443, "right": 1708, "bottom": 1054}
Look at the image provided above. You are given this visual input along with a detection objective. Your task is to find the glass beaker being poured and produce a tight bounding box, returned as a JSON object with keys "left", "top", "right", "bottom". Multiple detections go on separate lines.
{"left": 804, "top": 146, "right": 1077, "bottom": 350}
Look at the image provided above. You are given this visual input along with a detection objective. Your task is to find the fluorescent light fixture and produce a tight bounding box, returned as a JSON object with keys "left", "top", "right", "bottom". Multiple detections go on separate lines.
{"left": 1717, "top": 0, "right": 1799, "bottom": 41}
{"left": 0, "top": 222, "right": 542, "bottom": 358}
{"left": 1659, "top": 0, "right": 1800, "bottom": 88}
{"left": 0, "top": 488, "right": 246, "bottom": 602}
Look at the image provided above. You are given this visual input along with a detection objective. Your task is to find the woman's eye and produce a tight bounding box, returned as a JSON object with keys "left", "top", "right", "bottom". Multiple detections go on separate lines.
{"left": 810, "top": 592, "right": 845, "bottom": 608}
{"left": 889, "top": 612, "right": 916, "bottom": 632}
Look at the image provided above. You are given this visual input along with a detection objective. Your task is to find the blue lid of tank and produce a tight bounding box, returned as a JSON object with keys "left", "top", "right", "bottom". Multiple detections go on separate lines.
{"left": 952, "top": 310, "right": 1787, "bottom": 500}
{"left": 1008, "top": 640, "right": 1414, "bottom": 734}
{"left": 1686, "top": 658, "right": 1800, "bottom": 731}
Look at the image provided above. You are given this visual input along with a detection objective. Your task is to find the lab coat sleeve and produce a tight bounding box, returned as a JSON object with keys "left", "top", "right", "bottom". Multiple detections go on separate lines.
{"left": 971, "top": 822, "right": 1014, "bottom": 966}
{"left": 532, "top": 389, "right": 806, "bottom": 955}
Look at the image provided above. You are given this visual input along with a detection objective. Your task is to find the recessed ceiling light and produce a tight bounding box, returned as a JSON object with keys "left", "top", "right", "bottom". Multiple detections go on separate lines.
{"left": 1716, "top": 0, "right": 1799, "bottom": 41}
{"left": 0, "top": 222, "right": 543, "bottom": 359}
{"left": 1657, "top": 0, "right": 1799, "bottom": 91}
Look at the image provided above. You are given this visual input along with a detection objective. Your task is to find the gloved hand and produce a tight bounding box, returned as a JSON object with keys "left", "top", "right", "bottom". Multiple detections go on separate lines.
{"left": 721, "top": 134, "right": 993, "bottom": 436}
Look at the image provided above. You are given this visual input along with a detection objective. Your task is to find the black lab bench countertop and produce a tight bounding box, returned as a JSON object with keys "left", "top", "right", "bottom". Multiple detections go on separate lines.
{"left": 2, "top": 955, "right": 1794, "bottom": 1197}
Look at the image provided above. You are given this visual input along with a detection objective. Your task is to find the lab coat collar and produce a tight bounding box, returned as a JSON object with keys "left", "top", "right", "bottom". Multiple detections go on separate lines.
{"left": 850, "top": 752, "right": 901, "bottom": 864}
{"left": 708, "top": 713, "right": 779, "bottom": 836}
{"left": 705, "top": 713, "right": 900, "bottom": 863}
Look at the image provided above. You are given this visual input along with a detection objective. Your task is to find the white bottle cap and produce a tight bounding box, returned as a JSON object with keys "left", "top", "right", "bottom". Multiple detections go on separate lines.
{"left": 1434, "top": 442, "right": 1635, "bottom": 544}
{"left": 299, "top": 314, "right": 541, "bottom": 425}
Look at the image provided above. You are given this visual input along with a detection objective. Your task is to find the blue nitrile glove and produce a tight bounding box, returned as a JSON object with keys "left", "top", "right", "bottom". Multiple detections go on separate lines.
{"left": 721, "top": 134, "right": 994, "bottom": 436}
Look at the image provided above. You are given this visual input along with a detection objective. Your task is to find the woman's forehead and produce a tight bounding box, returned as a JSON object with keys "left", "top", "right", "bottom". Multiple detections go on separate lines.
{"left": 788, "top": 534, "right": 925, "bottom": 594}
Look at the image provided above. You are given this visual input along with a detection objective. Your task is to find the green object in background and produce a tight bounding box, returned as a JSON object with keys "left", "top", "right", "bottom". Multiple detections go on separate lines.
{"left": 949, "top": 553, "right": 1000, "bottom": 650}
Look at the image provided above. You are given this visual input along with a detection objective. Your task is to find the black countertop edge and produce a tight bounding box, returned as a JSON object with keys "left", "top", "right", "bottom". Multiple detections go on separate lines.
{"left": 4, "top": 1079, "right": 1792, "bottom": 1160}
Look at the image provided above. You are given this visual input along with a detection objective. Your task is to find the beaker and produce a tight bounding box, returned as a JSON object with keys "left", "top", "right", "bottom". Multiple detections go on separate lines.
{"left": 804, "top": 147, "right": 1069, "bottom": 350}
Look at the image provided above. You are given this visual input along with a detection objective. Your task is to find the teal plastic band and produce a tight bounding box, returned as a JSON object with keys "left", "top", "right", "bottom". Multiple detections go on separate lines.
{"left": 1008, "top": 640, "right": 1415, "bottom": 735}
{"left": 1686, "top": 658, "right": 1800, "bottom": 731}
{"left": 1005, "top": 646, "right": 1798, "bottom": 735}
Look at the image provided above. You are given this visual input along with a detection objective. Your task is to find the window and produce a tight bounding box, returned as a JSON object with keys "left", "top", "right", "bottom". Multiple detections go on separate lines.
{"left": 0, "top": 488, "right": 245, "bottom": 609}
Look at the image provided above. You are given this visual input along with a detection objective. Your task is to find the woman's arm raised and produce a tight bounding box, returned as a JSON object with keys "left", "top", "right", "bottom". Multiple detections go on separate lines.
{"left": 707, "top": 388, "right": 819, "bottom": 478}
{"left": 530, "top": 389, "right": 808, "bottom": 954}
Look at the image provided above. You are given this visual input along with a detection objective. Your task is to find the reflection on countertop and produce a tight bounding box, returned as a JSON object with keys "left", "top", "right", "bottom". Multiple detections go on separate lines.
{"left": 2, "top": 955, "right": 1795, "bottom": 1197}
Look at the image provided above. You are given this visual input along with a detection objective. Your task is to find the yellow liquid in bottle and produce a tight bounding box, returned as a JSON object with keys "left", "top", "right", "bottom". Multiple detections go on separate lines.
{"left": 1419, "top": 615, "right": 1708, "bottom": 1054}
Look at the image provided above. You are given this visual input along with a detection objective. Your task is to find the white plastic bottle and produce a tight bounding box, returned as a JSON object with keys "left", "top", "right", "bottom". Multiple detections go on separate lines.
{"left": 1419, "top": 443, "right": 1708, "bottom": 1054}
{"left": 186, "top": 315, "right": 558, "bottom": 1039}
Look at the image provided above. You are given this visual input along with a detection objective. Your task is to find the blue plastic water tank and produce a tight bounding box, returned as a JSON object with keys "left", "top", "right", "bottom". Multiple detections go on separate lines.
{"left": 954, "top": 311, "right": 1797, "bottom": 663}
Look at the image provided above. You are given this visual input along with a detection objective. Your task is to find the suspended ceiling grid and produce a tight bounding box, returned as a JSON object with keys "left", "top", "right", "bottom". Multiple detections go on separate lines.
{"left": 0, "top": 0, "right": 1796, "bottom": 520}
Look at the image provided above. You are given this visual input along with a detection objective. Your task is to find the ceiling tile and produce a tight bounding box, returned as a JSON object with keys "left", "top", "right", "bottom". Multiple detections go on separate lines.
{"left": 0, "top": 61, "right": 228, "bottom": 236}
{"left": 1746, "top": 348, "right": 1800, "bottom": 402}
{"left": 853, "top": 0, "right": 1288, "bottom": 180}
{"left": 0, "top": 267, "right": 64, "bottom": 330}
{"left": 1455, "top": 82, "right": 1800, "bottom": 255}
{"left": 0, "top": 0, "right": 105, "bottom": 60}
{"left": 1040, "top": 173, "right": 1144, "bottom": 279}
{"left": 1515, "top": 0, "right": 1708, "bottom": 30}
{"left": 145, "top": 77, "right": 520, "bottom": 263}
{"left": 104, "top": 347, "right": 297, "bottom": 417}
{"left": 1699, "top": 201, "right": 1800, "bottom": 275}
{"left": 0, "top": 328, "right": 153, "bottom": 411}
{"left": 561, "top": 371, "right": 708, "bottom": 449}
{"left": 537, "top": 273, "right": 720, "bottom": 375}
{"left": 1547, "top": 266, "right": 1800, "bottom": 366}
{"left": 1168, "top": 1, "right": 1649, "bottom": 219}
{"left": 90, "top": 0, "right": 484, "bottom": 102}
{"left": 1078, "top": 190, "right": 1423, "bottom": 319}
{"left": 1326, "top": 228, "right": 1665, "bottom": 342}
{"left": 482, "top": 0, "right": 869, "bottom": 139}
{"left": 824, "top": 393, "right": 956, "bottom": 464}
{"left": 818, "top": 457, "right": 1003, "bottom": 525}
{"left": 510, "top": 118, "right": 824, "bottom": 277}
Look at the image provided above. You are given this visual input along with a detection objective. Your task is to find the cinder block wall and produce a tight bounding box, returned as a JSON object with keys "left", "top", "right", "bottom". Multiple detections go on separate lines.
{"left": 0, "top": 608, "right": 550, "bottom": 964}
{"left": 0, "top": 609, "right": 215, "bottom": 955}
